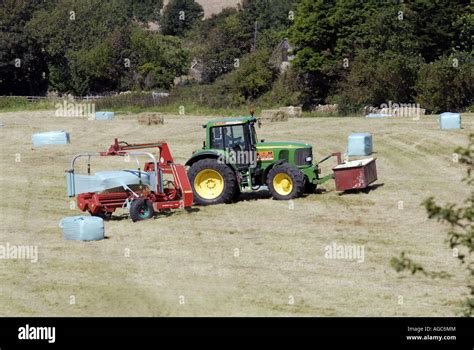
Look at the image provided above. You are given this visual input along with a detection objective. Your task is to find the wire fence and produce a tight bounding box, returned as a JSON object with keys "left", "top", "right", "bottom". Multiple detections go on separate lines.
{"left": 4, "top": 93, "right": 169, "bottom": 103}
{"left": 3, "top": 95, "right": 108, "bottom": 102}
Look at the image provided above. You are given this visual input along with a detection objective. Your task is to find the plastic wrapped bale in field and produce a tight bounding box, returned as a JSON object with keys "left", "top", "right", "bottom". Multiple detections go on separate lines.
{"left": 95, "top": 170, "right": 150, "bottom": 189}
{"left": 95, "top": 111, "right": 115, "bottom": 120}
{"left": 347, "top": 133, "right": 373, "bottom": 156}
{"left": 366, "top": 113, "right": 392, "bottom": 118}
{"left": 59, "top": 216, "right": 104, "bottom": 241}
{"left": 32, "top": 131, "right": 70, "bottom": 147}
{"left": 439, "top": 112, "right": 461, "bottom": 129}
{"left": 67, "top": 170, "right": 151, "bottom": 196}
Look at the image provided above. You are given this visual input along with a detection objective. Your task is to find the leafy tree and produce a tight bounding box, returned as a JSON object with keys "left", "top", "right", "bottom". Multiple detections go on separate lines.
{"left": 415, "top": 53, "right": 473, "bottom": 113}
{"left": 191, "top": 0, "right": 295, "bottom": 84}
{"left": 289, "top": 0, "right": 358, "bottom": 106}
{"left": 456, "top": 8, "right": 473, "bottom": 54}
{"left": 232, "top": 48, "right": 278, "bottom": 100}
{"left": 288, "top": 0, "right": 471, "bottom": 109}
{"left": 128, "top": 28, "right": 190, "bottom": 90}
{"left": 408, "top": 0, "right": 470, "bottom": 62}
{"left": 197, "top": 12, "right": 250, "bottom": 83}
{"left": 0, "top": 0, "right": 48, "bottom": 95}
{"left": 128, "top": 0, "right": 164, "bottom": 22}
{"left": 22, "top": 0, "right": 188, "bottom": 94}
{"left": 26, "top": 0, "right": 131, "bottom": 57}
{"left": 363, "top": 3, "right": 419, "bottom": 57}
{"left": 172, "top": 48, "right": 279, "bottom": 109}
{"left": 391, "top": 135, "right": 474, "bottom": 316}
{"left": 160, "top": 0, "right": 203, "bottom": 36}
{"left": 237, "top": 0, "right": 296, "bottom": 47}
{"left": 25, "top": 0, "right": 132, "bottom": 94}
{"left": 67, "top": 42, "right": 115, "bottom": 95}
{"left": 66, "top": 26, "right": 132, "bottom": 94}
{"left": 258, "top": 67, "right": 302, "bottom": 107}
{"left": 331, "top": 51, "right": 422, "bottom": 115}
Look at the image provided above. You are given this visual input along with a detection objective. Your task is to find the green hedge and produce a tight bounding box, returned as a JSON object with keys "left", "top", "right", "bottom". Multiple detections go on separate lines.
{"left": 0, "top": 97, "right": 30, "bottom": 110}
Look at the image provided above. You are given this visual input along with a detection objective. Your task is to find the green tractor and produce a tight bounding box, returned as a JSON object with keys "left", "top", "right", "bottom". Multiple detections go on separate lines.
{"left": 185, "top": 116, "right": 337, "bottom": 205}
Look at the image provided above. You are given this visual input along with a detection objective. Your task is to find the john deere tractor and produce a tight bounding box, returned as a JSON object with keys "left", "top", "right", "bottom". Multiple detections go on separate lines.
{"left": 186, "top": 116, "right": 335, "bottom": 205}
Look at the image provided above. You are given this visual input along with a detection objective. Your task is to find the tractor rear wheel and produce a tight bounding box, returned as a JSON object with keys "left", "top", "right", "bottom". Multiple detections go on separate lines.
{"left": 130, "top": 198, "right": 155, "bottom": 222}
{"left": 267, "top": 163, "right": 305, "bottom": 200}
{"left": 188, "top": 158, "right": 236, "bottom": 205}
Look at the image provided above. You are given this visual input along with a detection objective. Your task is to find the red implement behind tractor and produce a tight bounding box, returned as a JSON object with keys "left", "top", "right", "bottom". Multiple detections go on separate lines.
{"left": 66, "top": 139, "right": 193, "bottom": 221}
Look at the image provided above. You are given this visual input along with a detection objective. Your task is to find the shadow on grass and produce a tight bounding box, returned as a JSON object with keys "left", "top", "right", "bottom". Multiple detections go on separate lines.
{"left": 237, "top": 190, "right": 272, "bottom": 202}
{"left": 106, "top": 207, "right": 201, "bottom": 221}
{"left": 337, "top": 183, "right": 384, "bottom": 196}
{"left": 236, "top": 187, "right": 329, "bottom": 201}
{"left": 301, "top": 188, "right": 328, "bottom": 198}
{"left": 108, "top": 214, "right": 130, "bottom": 221}
{"left": 155, "top": 207, "right": 201, "bottom": 218}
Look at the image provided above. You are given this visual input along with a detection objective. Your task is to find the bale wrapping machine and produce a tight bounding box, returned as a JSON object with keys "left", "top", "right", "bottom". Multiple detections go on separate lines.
{"left": 66, "top": 139, "right": 193, "bottom": 221}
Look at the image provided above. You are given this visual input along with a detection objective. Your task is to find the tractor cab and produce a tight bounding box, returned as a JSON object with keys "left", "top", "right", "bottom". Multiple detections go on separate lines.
{"left": 204, "top": 116, "right": 257, "bottom": 157}
{"left": 201, "top": 116, "right": 259, "bottom": 171}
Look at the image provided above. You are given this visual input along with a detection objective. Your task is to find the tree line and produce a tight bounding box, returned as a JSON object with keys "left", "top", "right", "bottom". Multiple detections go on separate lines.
{"left": 0, "top": 0, "right": 472, "bottom": 113}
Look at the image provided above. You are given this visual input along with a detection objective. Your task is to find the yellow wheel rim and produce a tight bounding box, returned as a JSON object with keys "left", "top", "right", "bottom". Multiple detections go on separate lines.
{"left": 194, "top": 169, "right": 225, "bottom": 200}
{"left": 273, "top": 173, "right": 293, "bottom": 196}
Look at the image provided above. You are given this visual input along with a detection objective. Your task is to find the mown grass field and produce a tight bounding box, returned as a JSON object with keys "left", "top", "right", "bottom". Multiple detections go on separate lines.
{"left": 0, "top": 110, "right": 471, "bottom": 316}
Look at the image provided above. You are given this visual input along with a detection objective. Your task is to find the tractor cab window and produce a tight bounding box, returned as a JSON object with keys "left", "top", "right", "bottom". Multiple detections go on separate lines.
{"left": 249, "top": 123, "right": 257, "bottom": 145}
{"left": 211, "top": 125, "right": 246, "bottom": 151}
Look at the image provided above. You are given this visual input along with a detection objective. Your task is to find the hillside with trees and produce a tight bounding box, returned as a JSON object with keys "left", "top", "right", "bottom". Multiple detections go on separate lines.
{"left": 0, "top": 0, "right": 472, "bottom": 114}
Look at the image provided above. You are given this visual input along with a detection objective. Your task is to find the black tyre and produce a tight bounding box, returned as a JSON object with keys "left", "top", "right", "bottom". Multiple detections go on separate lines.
{"left": 266, "top": 163, "right": 305, "bottom": 200}
{"left": 232, "top": 186, "right": 241, "bottom": 201}
{"left": 130, "top": 198, "right": 155, "bottom": 222}
{"left": 188, "top": 158, "right": 237, "bottom": 205}
{"left": 304, "top": 178, "right": 317, "bottom": 194}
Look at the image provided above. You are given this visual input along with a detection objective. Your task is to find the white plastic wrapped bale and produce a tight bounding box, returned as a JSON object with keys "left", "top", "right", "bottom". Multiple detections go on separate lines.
{"left": 32, "top": 131, "right": 70, "bottom": 147}
{"left": 439, "top": 112, "right": 461, "bottom": 129}
{"left": 347, "top": 133, "right": 373, "bottom": 156}
{"left": 95, "top": 111, "right": 115, "bottom": 120}
{"left": 366, "top": 113, "right": 392, "bottom": 118}
{"left": 95, "top": 170, "right": 150, "bottom": 189}
{"left": 59, "top": 216, "right": 104, "bottom": 241}
{"left": 68, "top": 170, "right": 151, "bottom": 196}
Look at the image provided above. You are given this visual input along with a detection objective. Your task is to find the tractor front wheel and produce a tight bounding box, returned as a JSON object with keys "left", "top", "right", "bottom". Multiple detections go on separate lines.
{"left": 188, "top": 159, "right": 237, "bottom": 205}
{"left": 130, "top": 198, "right": 155, "bottom": 222}
{"left": 267, "top": 163, "right": 305, "bottom": 200}
{"left": 304, "top": 178, "right": 317, "bottom": 194}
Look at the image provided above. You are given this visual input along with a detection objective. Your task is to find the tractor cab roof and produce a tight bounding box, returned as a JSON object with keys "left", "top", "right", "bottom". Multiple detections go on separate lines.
{"left": 203, "top": 116, "right": 256, "bottom": 128}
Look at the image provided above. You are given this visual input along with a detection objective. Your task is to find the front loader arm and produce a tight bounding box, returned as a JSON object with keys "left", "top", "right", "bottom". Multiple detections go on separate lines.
{"left": 315, "top": 152, "right": 342, "bottom": 185}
